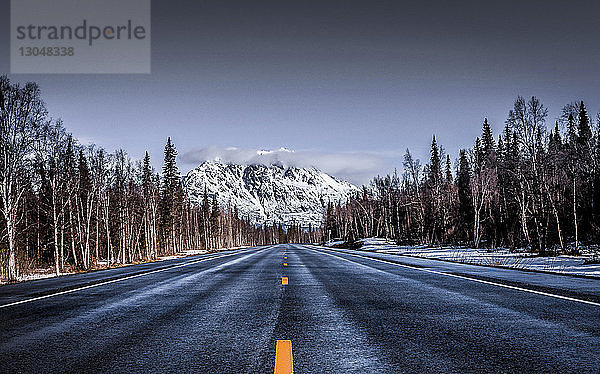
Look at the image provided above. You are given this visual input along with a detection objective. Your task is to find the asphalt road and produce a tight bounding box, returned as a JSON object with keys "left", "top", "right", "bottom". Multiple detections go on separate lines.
{"left": 1, "top": 244, "right": 599, "bottom": 373}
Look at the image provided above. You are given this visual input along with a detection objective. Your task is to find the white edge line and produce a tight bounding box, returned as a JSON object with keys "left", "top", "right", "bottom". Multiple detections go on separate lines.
{"left": 311, "top": 247, "right": 600, "bottom": 307}
{"left": 0, "top": 248, "right": 261, "bottom": 309}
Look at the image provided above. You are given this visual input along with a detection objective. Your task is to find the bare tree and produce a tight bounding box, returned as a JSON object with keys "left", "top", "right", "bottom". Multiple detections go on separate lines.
{"left": 0, "top": 76, "right": 46, "bottom": 280}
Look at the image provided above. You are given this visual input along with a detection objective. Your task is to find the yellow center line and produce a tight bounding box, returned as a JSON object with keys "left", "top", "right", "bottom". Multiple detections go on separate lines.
{"left": 282, "top": 276, "right": 288, "bottom": 285}
{"left": 274, "top": 340, "right": 293, "bottom": 374}
{"left": 284, "top": 263, "right": 288, "bottom": 266}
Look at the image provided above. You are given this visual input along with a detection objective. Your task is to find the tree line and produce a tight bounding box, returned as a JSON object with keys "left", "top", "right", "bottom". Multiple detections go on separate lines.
{"left": 325, "top": 96, "right": 600, "bottom": 256}
{"left": 0, "top": 76, "right": 302, "bottom": 281}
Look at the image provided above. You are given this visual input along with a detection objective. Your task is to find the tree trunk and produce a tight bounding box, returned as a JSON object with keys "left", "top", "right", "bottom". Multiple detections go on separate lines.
{"left": 573, "top": 177, "right": 579, "bottom": 255}
{"left": 7, "top": 218, "right": 18, "bottom": 281}
{"left": 53, "top": 204, "right": 60, "bottom": 276}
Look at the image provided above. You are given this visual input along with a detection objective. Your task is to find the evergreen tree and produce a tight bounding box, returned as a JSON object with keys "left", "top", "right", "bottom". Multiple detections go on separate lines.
{"left": 428, "top": 136, "right": 442, "bottom": 183}
{"left": 445, "top": 155, "right": 452, "bottom": 184}
{"left": 457, "top": 150, "right": 473, "bottom": 242}
{"left": 554, "top": 121, "right": 561, "bottom": 144}
{"left": 481, "top": 118, "right": 496, "bottom": 158}
{"left": 140, "top": 151, "right": 156, "bottom": 259}
{"left": 576, "top": 101, "right": 593, "bottom": 239}
{"left": 141, "top": 151, "right": 152, "bottom": 197}
{"left": 325, "top": 201, "right": 336, "bottom": 241}
{"left": 577, "top": 101, "right": 592, "bottom": 151}
{"left": 498, "top": 129, "right": 521, "bottom": 249}
{"left": 160, "top": 137, "right": 180, "bottom": 254}
{"left": 593, "top": 125, "right": 600, "bottom": 237}
{"left": 425, "top": 136, "right": 443, "bottom": 243}
{"left": 0, "top": 74, "right": 307, "bottom": 279}
{"left": 548, "top": 122, "right": 562, "bottom": 156}
{"left": 162, "top": 137, "right": 180, "bottom": 194}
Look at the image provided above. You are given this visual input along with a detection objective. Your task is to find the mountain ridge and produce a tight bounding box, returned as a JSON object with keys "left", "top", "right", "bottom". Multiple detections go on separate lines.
{"left": 184, "top": 159, "right": 358, "bottom": 227}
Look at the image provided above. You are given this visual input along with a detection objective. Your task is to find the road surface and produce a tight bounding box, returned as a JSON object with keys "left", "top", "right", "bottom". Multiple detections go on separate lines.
{"left": 1, "top": 244, "right": 599, "bottom": 373}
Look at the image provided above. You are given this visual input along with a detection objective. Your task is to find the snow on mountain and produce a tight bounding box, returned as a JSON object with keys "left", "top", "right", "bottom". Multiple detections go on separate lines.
{"left": 184, "top": 157, "right": 358, "bottom": 227}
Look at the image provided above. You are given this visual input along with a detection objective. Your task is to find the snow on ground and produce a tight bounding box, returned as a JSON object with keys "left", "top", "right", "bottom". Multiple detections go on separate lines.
{"left": 1, "top": 246, "right": 250, "bottom": 285}
{"left": 327, "top": 238, "right": 600, "bottom": 277}
{"left": 18, "top": 271, "right": 71, "bottom": 282}
{"left": 324, "top": 239, "right": 345, "bottom": 247}
{"left": 158, "top": 249, "right": 208, "bottom": 261}
{"left": 157, "top": 246, "right": 248, "bottom": 260}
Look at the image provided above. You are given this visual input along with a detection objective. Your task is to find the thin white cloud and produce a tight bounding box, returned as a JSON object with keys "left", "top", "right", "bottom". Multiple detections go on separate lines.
{"left": 180, "top": 146, "right": 390, "bottom": 185}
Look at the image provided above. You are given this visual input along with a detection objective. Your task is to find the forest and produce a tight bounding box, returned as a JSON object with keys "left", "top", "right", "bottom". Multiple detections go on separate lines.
{"left": 0, "top": 76, "right": 317, "bottom": 281}
{"left": 325, "top": 96, "right": 600, "bottom": 257}
{"left": 2, "top": 74, "right": 598, "bottom": 282}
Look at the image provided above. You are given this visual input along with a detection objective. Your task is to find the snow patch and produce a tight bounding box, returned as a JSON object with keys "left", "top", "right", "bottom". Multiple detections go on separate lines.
{"left": 342, "top": 238, "right": 600, "bottom": 278}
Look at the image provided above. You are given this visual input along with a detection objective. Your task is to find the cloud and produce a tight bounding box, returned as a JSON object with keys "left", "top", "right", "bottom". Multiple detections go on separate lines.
{"left": 180, "top": 146, "right": 390, "bottom": 185}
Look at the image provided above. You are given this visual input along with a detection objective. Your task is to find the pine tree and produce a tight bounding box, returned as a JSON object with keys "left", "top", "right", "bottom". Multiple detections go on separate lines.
{"left": 142, "top": 151, "right": 152, "bottom": 197}
{"left": 577, "top": 101, "right": 592, "bottom": 151}
{"left": 162, "top": 137, "right": 180, "bottom": 194}
{"left": 325, "top": 201, "right": 336, "bottom": 241}
{"left": 0, "top": 77, "right": 313, "bottom": 279}
{"left": 425, "top": 136, "right": 444, "bottom": 243}
{"left": 576, "top": 101, "right": 594, "bottom": 240}
{"left": 457, "top": 150, "right": 473, "bottom": 242}
{"left": 554, "top": 121, "right": 561, "bottom": 144}
{"left": 160, "top": 137, "right": 180, "bottom": 254}
{"left": 481, "top": 118, "right": 496, "bottom": 159}
{"left": 496, "top": 129, "right": 521, "bottom": 249}
{"left": 548, "top": 122, "right": 562, "bottom": 156}
{"left": 594, "top": 126, "right": 600, "bottom": 235}
{"left": 428, "top": 136, "right": 442, "bottom": 183}
{"left": 445, "top": 155, "right": 452, "bottom": 184}
{"left": 140, "top": 151, "right": 156, "bottom": 259}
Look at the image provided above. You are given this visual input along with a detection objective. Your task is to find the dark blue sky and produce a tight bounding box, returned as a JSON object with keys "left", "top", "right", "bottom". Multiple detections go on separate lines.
{"left": 2, "top": 0, "right": 600, "bottom": 184}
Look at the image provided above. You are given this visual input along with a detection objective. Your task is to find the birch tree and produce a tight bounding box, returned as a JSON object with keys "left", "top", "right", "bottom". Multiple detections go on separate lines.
{"left": 0, "top": 76, "right": 46, "bottom": 280}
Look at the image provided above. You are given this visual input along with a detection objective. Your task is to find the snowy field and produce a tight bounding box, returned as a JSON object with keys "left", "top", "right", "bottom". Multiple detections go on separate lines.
{"left": 326, "top": 238, "right": 600, "bottom": 278}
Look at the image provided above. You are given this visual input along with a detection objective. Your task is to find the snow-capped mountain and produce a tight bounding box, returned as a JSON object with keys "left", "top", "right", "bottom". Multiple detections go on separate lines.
{"left": 184, "top": 157, "right": 358, "bottom": 227}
